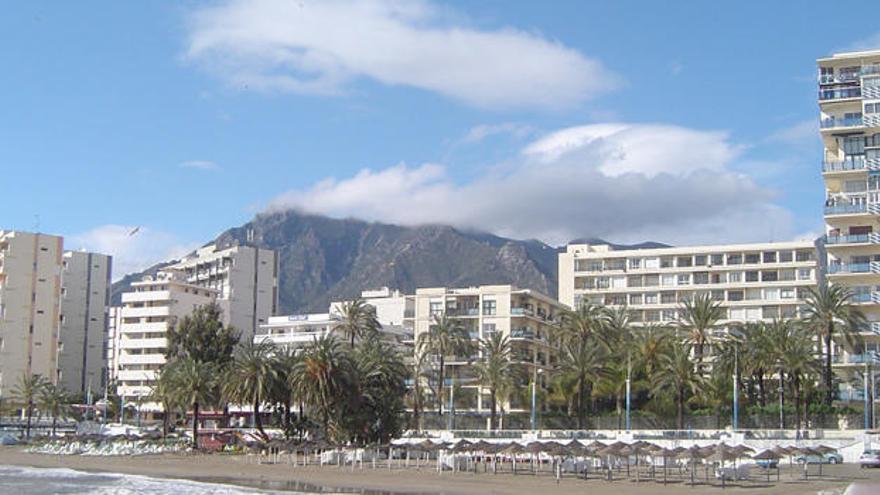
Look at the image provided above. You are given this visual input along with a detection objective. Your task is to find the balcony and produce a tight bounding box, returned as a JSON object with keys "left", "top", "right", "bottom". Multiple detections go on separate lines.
{"left": 828, "top": 262, "right": 872, "bottom": 274}
{"left": 819, "top": 87, "right": 861, "bottom": 100}
{"left": 824, "top": 203, "right": 867, "bottom": 215}
{"left": 823, "top": 157, "right": 866, "bottom": 172}
{"left": 820, "top": 117, "right": 864, "bottom": 129}
{"left": 825, "top": 233, "right": 879, "bottom": 245}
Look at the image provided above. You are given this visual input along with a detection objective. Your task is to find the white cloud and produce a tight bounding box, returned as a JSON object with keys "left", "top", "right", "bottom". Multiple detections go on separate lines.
{"left": 842, "top": 33, "right": 880, "bottom": 52}
{"left": 180, "top": 160, "right": 219, "bottom": 170}
{"left": 185, "top": 0, "right": 621, "bottom": 110}
{"left": 462, "top": 123, "right": 535, "bottom": 143}
{"left": 268, "top": 123, "right": 794, "bottom": 246}
{"left": 67, "top": 225, "right": 197, "bottom": 280}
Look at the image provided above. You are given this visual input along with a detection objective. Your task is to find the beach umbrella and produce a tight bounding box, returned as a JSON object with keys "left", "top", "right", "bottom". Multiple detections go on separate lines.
{"left": 706, "top": 444, "right": 739, "bottom": 488}
{"left": 751, "top": 449, "right": 783, "bottom": 482}
{"left": 501, "top": 442, "right": 525, "bottom": 474}
{"left": 677, "top": 445, "right": 708, "bottom": 486}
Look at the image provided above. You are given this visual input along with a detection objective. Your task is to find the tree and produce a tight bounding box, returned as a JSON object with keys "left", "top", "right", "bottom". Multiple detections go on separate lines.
{"left": 416, "top": 313, "right": 472, "bottom": 415}
{"left": 409, "top": 348, "right": 432, "bottom": 431}
{"left": 632, "top": 324, "right": 673, "bottom": 380}
{"left": 556, "top": 338, "right": 607, "bottom": 428}
{"left": 333, "top": 298, "right": 380, "bottom": 348}
{"left": 168, "top": 358, "right": 216, "bottom": 449}
{"left": 165, "top": 302, "right": 240, "bottom": 366}
{"left": 766, "top": 319, "right": 820, "bottom": 430}
{"left": 12, "top": 373, "right": 48, "bottom": 438}
{"left": 472, "top": 333, "right": 516, "bottom": 429}
{"left": 559, "top": 303, "right": 609, "bottom": 348}
{"left": 38, "top": 383, "right": 71, "bottom": 437}
{"left": 803, "top": 285, "right": 866, "bottom": 405}
{"left": 290, "top": 336, "right": 352, "bottom": 440}
{"left": 651, "top": 340, "right": 704, "bottom": 429}
{"left": 677, "top": 293, "right": 726, "bottom": 368}
{"left": 222, "top": 341, "right": 277, "bottom": 439}
{"left": 269, "top": 346, "right": 301, "bottom": 435}
{"left": 351, "top": 339, "right": 408, "bottom": 443}
{"left": 150, "top": 366, "right": 183, "bottom": 438}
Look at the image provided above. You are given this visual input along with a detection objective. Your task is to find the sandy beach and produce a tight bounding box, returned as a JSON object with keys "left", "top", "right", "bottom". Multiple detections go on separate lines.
{"left": 3, "top": 446, "right": 880, "bottom": 494}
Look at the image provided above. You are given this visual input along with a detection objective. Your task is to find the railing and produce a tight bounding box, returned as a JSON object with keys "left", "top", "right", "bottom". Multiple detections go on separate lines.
{"left": 823, "top": 157, "right": 865, "bottom": 172}
{"left": 510, "top": 307, "right": 534, "bottom": 317}
{"left": 828, "top": 262, "right": 871, "bottom": 274}
{"left": 824, "top": 203, "right": 867, "bottom": 215}
{"left": 819, "top": 73, "right": 860, "bottom": 84}
{"left": 821, "top": 116, "right": 864, "bottom": 129}
{"left": 819, "top": 87, "right": 861, "bottom": 100}
{"left": 825, "top": 233, "right": 869, "bottom": 244}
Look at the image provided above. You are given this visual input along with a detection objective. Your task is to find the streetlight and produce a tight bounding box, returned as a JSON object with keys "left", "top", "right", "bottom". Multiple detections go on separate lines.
{"left": 530, "top": 368, "right": 544, "bottom": 431}
{"left": 733, "top": 344, "right": 739, "bottom": 431}
{"left": 625, "top": 353, "right": 632, "bottom": 431}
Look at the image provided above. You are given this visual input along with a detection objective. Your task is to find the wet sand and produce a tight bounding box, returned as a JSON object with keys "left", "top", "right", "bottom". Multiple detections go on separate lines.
{"left": 2, "top": 446, "right": 879, "bottom": 494}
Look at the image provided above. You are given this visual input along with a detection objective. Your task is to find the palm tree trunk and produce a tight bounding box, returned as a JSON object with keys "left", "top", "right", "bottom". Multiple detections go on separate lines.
{"left": 824, "top": 330, "right": 834, "bottom": 406}
{"left": 192, "top": 401, "right": 200, "bottom": 449}
{"left": 677, "top": 391, "right": 684, "bottom": 430}
{"left": 778, "top": 369, "right": 785, "bottom": 430}
{"left": 576, "top": 375, "right": 585, "bottom": 429}
{"left": 758, "top": 372, "right": 766, "bottom": 407}
{"left": 26, "top": 403, "right": 33, "bottom": 439}
{"left": 616, "top": 394, "right": 623, "bottom": 431}
{"left": 438, "top": 357, "right": 445, "bottom": 416}
{"left": 490, "top": 388, "right": 497, "bottom": 430}
{"left": 254, "top": 398, "right": 265, "bottom": 438}
{"left": 794, "top": 376, "right": 802, "bottom": 432}
{"left": 52, "top": 416, "right": 57, "bottom": 437}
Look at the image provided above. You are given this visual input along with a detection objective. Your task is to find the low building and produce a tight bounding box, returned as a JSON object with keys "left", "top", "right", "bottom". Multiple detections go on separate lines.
{"left": 410, "top": 285, "right": 566, "bottom": 414}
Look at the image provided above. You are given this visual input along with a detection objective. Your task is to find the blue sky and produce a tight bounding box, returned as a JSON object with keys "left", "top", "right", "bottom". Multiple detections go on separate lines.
{"left": 2, "top": 0, "right": 878, "bottom": 276}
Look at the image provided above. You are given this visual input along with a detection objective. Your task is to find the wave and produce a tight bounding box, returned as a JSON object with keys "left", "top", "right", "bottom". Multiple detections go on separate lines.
{"left": 0, "top": 465, "right": 306, "bottom": 495}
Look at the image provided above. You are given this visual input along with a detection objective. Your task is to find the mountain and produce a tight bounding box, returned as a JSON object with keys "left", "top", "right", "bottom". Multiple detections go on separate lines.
{"left": 111, "top": 210, "right": 668, "bottom": 314}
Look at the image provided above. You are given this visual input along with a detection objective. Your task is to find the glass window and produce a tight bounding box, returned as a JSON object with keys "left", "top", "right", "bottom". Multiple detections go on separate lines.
{"left": 628, "top": 258, "right": 641, "bottom": 270}
{"left": 694, "top": 255, "right": 707, "bottom": 266}
{"left": 745, "top": 253, "right": 760, "bottom": 264}
{"left": 482, "top": 300, "right": 496, "bottom": 316}
{"left": 781, "top": 288, "right": 795, "bottom": 299}
{"left": 677, "top": 256, "right": 692, "bottom": 267}
{"left": 662, "top": 310, "right": 676, "bottom": 321}
{"left": 761, "top": 270, "right": 779, "bottom": 282}
{"left": 763, "top": 251, "right": 777, "bottom": 263}
{"left": 693, "top": 272, "right": 709, "bottom": 284}
{"left": 660, "top": 257, "right": 674, "bottom": 268}
{"left": 661, "top": 292, "right": 677, "bottom": 304}
{"left": 482, "top": 323, "right": 496, "bottom": 336}
{"left": 762, "top": 306, "right": 779, "bottom": 319}
{"left": 779, "top": 251, "right": 793, "bottom": 262}
{"left": 645, "top": 293, "right": 658, "bottom": 304}
{"left": 729, "top": 271, "right": 742, "bottom": 283}
{"left": 745, "top": 271, "right": 759, "bottom": 282}
{"left": 430, "top": 301, "right": 443, "bottom": 316}
{"left": 797, "top": 268, "right": 812, "bottom": 280}
{"left": 710, "top": 273, "right": 726, "bottom": 284}
{"left": 796, "top": 250, "right": 814, "bottom": 262}
{"left": 710, "top": 254, "right": 724, "bottom": 265}
{"left": 710, "top": 290, "right": 725, "bottom": 301}
{"left": 627, "top": 275, "right": 642, "bottom": 287}
{"left": 661, "top": 274, "right": 676, "bottom": 286}
{"left": 644, "top": 275, "right": 660, "bottom": 287}
{"left": 727, "top": 254, "right": 742, "bottom": 265}
{"left": 628, "top": 294, "right": 643, "bottom": 305}
{"left": 645, "top": 311, "right": 660, "bottom": 322}
{"left": 677, "top": 274, "right": 691, "bottom": 285}
{"left": 728, "top": 290, "right": 744, "bottom": 302}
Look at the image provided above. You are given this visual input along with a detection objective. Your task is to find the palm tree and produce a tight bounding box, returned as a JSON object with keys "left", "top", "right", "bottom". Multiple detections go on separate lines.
{"left": 472, "top": 333, "right": 516, "bottom": 429}
{"left": 270, "top": 346, "right": 300, "bottom": 434}
{"left": 352, "top": 339, "right": 408, "bottom": 443}
{"left": 731, "top": 322, "right": 773, "bottom": 407}
{"left": 12, "top": 373, "right": 48, "bottom": 438}
{"left": 559, "top": 303, "right": 609, "bottom": 348}
{"left": 766, "top": 319, "right": 821, "bottom": 430}
{"left": 334, "top": 298, "right": 380, "bottom": 348}
{"left": 169, "top": 358, "right": 216, "bottom": 449}
{"left": 409, "top": 349, "right": 432, "bottom": 431}
{"left": 416, "top": 313, "right": 472, "bottom": 415}
{"left": 38, "top": 383, "right": 70, "bottom": 437}
{"left": 632, "top": 324, "right": 673, "bottom": 379}
{"left": 222, "top": 341, "right": 277, "bottom": 439}
{"left": 803, "top": 285, "right": 867, "bottom": 405}
{"left": 677, "top": 293, "right": 726, "bottom": 368}
{"left": 150, "top": 365, "right": 183, "bottom": 438}
{"left": 556, "top": 338, "right": 607, "bottom": 428}
{"left": 595, "top": 355, "right": 635, "bottom": 430}
{"left": 651, "top": 340, "right": 705, "bottom": 429}
{"left": 290, "top": 335, "right": 352, "bottom": 439}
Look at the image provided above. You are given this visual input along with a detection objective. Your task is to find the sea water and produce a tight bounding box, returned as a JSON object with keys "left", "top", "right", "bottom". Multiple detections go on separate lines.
{"left": 0, "top": 465, "right": 302, "bottom": 495}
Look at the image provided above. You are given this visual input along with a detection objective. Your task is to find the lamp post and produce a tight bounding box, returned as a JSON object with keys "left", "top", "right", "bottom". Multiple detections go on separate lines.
{"left": 733, "top": 345, "right": 739, "bottom": 431}
{"left": 625, "top": 354, "right": 632, "bottom": 431}
{"left": 530, "top": 368, "right": 543, "bottom": 431}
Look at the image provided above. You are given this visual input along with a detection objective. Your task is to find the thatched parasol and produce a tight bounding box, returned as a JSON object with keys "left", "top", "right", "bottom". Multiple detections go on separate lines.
{"left": 752, "top": 449, "right": 783, "bottom": 481}
{"left": 677, "top": 445, "right": 709, "bottom": 486}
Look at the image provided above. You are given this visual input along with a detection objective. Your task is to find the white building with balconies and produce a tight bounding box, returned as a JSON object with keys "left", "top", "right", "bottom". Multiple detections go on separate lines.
{"left": 818, "top": 48, "right": 880, "bottom": 384}
{"left": 115, "top": 271, "right": 217, "bottom": 408}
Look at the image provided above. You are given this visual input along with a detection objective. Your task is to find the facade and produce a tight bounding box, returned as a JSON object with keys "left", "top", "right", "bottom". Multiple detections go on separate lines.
{"left": 559, "top": 241, "right": 820, "bottom": 325}
{"left": 410, "top": 285, "right": 565, "bottom": 414}
{"left": 0, "top": 231, "right": 65, "bottom": 395}
{"left": 169, "top": 243, "right": 278, "bottom": 340}
{"left": 115, "top": 271, "right": 217, "bottom": 407}
{"left": 58, "top": 251, "right": 112, "bottom": 395}
{"left": 106, "top": 306, "right": 123, "bottom": 385}
{"left": 818, "top": 49, "right": 880, "bottom": 395}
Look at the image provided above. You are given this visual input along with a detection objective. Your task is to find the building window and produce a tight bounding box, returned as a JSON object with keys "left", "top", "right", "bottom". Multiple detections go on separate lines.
{"left": 745, "top": 253, "right": 760, "bottom": 264}
{"left": 710, "top": 254, "right": 724, "bottom": 266}
{"left": 729, "top": 272, "right": 742, "bottom": 283}
{"left": 761, "top": 270, "right": 779, "bottom": 282}
{"left": 693, "top": 272, "right": 709, "bottom": 285}
{"left": 429, "top": 302, "right": 443, "bottom": 316}
{"left": 797, "top": 268, "right": 812, "bottom": 280}
{"left": 694, "top": 255, "right": 707, "bottom": 266}
{"left": 628, "top": 294, "right": 643, "bottom": 305}
{"left": 482, "top": 300, "right": 496, "bottom": 316}
{"left": 628, "top": 258, "right": 641, "bottom": 270}
{"left": 661, "top": 292, "right": 676, "bottom": 304}
{"left": 779, "top": 251, "right": 793, "bottom": 263}
{"left": 482, "top": 323, "right": 496, "bottom": 336}
{"left": 645, "top": 293, "right": 658, "bottom": 304}
{"left": 745, "top": 271, "right": 759, "bottom": 282}
{"left": 677, "top": 256, "right": 692, "bottom": 267}
{"left": 728, "top": 290, "right": 744, "bottom": 302}
{"left": 662, "top": 310, "right": 677, "bottom": 321}
{"left": 763, "top": 252, "right": 777, "bottom": 263}
{"left": 677, "top": 274, "right": 690, "bottom": 285}
{"left": 796, "top": 251, "right": 814, "bottom": 262}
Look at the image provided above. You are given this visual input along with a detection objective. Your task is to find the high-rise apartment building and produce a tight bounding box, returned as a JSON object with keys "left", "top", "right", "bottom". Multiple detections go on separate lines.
{"left": 0, "top": 231, "right": 64, "bottom": 395}
{"left": 116, "top": 271, "right": 216, "bottom": 407}
{"left": 558, "top": 241, "right": 820, "bottom": 325}
{"left": 58, "top": 251, "right": 111, "bottom": 395}
{"left": 818, "top": 49, "right": 880, "bottom": 382}
{"left": 410, "top": 285, "right": 565, "bottom": 414}
{"left": 106, "top": 306, "right": 123, "bottom": 385}
{"left": 168, "top": 243, "right": 277, "bottom": 340}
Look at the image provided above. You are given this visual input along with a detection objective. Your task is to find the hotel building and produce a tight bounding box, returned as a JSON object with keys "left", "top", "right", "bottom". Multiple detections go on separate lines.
{"left": 558, "top": 241, "right": 820, "bottom": 326}
{"left": 818, "top": 49, "right": 880, "bottom": 383}
{"left": 410, "top": 285, "right": 566, "bottom": 414}
{"left": 0, "top": 230, "right": 113, "bottom": 399}
{"left": 58, "top": 251, "right": 112, "bottom": 395}
{"left": 168, "top": 243, "right": 278, "bottom": 340}
{"left": 115, "top": 270, "right": 216, "bottom": 407}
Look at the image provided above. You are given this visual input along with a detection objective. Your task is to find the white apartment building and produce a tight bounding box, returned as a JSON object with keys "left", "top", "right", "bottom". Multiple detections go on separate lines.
{"left": 558, "top": 242, "right": 819, "bottom": 326}
{"left": 58, "top": 251, "right": 111, "bottom": 395}
{"left": 116, "top": 271, "right": 216, "bottom": 408}
{"left": 410, "top": 285, "right": 565, "bottom": 414}
{"left": 106, "top": 306, "right": 123, "bottom": 385}
{"left": 0, "top": 230, "right": 112, "bottom": 398}
{"left": 169, "top": 243, "right": 277, "bottom": 340}
{"left": 0, "top": 231, "right": 64, "bottom": 395}
{"left": 818, "top": 49, "right": 880, "bottom": 384}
